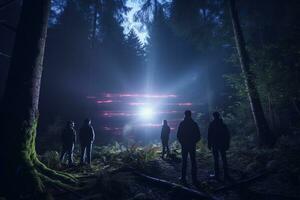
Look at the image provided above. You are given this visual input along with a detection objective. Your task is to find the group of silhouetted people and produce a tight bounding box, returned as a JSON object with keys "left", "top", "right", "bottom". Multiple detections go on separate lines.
{"left": 60, "top": 118, "right": 95, "bottom": 166}
{"left": 60, "top": 111, "right": 230, "bottom": 184}
{"left": 161, "top": 110, "right": 230, "bottom": 184}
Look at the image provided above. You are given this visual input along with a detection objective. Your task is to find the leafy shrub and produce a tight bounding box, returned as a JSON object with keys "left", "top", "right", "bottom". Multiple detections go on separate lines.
{"left": 41, "top": 150, "right": 60, "bottom": 169}
{"left": 196, "top": 139, "right": 209, "bottom": 154}
{"left": 92, "top": 142, "right": 159, "bottom": 169}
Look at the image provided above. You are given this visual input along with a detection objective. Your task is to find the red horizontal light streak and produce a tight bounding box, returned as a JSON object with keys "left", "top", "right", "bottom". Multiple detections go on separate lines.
{"left": 103, "top": 93, "right": 177, "bottom": 98}
{"left": 157, "top": 110, "right": 181, "bottom": 114}
{"left": 127, "top": 102, "right": 193, "bottom": 106}
{"left": 102, "top": 111, "right": 138, "bottom": 117}
{"left": 163, "top": 102, "right": 193, "bottom": 106}
{"left": 96, "top": 100, "right": 113, "bottom": 104}
{"left": 177, "top": 102, "right": 193, "bottom": 106}
{"left": 137, "top": 123, "right": 176, "bottom": 130}
{"left": 104, "top": 126, "right": 122, "bottom": 131}
{"left": 101, "top": 110, "right": 182, "bottom": 118}
{"left": 102, "top": 123, "right": 176, "bottom": 132}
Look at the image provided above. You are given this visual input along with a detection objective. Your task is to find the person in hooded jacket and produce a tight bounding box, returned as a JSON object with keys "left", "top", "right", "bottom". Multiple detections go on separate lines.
{"left": 208, "top": 112, "right": 230, "bottom": 180}
{"left": 60, "top": 121, "right": 76, "bottom": 166}
{"left": 79, "top": 118, "right": 95, "bottom": 165}
{"left": 161, "top": 120, "right": 170, "bottom": 158}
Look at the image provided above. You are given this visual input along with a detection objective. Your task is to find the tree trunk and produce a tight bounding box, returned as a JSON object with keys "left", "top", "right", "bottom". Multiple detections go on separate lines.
{"left": 228, "top": 0, "right": 272, "bottom": 146}
{"left": 0, "top": 1, "right": 77, "bottom": 199}
{"left": 88, "top": 0, "right": 99, "bottom": 94}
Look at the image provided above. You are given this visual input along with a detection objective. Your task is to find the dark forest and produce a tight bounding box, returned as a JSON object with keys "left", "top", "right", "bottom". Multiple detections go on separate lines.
{"left": 0, "top": 0, "right": 300, "bottom": 199}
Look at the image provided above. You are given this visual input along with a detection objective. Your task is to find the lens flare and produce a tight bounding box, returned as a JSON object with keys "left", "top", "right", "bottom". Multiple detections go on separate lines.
{"left": 139, "top": 106, "right": 155, "bottom": 120}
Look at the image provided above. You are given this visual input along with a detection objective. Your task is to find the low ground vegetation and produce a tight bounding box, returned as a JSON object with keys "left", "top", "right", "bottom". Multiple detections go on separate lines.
{"left": 37, "top": 131, "right": 300, "bottom": 199}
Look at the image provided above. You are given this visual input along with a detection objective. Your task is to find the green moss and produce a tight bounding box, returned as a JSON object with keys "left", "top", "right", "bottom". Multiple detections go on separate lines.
{"left": 34, "top": 159, "right": 78, "bottom": 185}
{"left": 38, "top": 172, "right": 76, "bottom": 191}
{"left": 4, "top": 118, "right": 78, "bottom": 199}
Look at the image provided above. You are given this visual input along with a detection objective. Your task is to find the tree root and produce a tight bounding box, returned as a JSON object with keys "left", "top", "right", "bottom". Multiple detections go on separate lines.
{"left": 18, "top": 161, "right": 84, "bottom": 200}
{"left": 12, "top": 158, "right": 81, "bottom": 199}
{"left": 34, "top": 159, "right": 78, "bottom": 185}
{"left": 38, "top": 173, "right": 83, "bottom": 198}
{"left": 2, "top": 119, "right": 81, "bottom": 199}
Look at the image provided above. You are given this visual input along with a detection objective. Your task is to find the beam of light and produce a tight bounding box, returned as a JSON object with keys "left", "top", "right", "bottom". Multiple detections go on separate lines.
{"left": 88, "top": 91, "right": 203, "bottom": 135}
{"left": 164, "top": 70, "right": 200, "bottom": 94}
{"left": 138, "top": 106, "right": 155, "bottom": 120}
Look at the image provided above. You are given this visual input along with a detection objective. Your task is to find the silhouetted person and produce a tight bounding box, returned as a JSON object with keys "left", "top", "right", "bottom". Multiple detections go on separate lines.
{"left": 177, "top": 110, "right": 201, "bottom": 184}
{"left": 161, "top": 120, "right": 170, "bottom": 158}
{"left": 208, "top": 112, "right": 230, "bottom": 180}
{"left": 60, "top": 121, "right": 76, "bottom": 166}
{"left": 79, "top": 118, "right": 95, "bottom": 165}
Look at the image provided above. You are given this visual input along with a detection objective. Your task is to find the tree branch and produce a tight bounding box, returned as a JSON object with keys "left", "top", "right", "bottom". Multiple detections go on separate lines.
{"left": 0, "top": 51, "right": 10, "bottom": 59}
{"left": 0, "top": 0, "right": 17, "bottom": 10}
{"left": 0, "top": 20, "right": 16, "bottom": 32}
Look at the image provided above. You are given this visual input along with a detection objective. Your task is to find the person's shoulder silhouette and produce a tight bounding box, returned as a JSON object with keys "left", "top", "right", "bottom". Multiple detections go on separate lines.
{"left": 177, "top": 110, "right": 201, "bottom": 146}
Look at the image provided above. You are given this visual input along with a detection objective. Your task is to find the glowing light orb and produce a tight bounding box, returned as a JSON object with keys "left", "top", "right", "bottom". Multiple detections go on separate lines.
{"left": 139, "top": 106, "right": 155, "bottom": 120}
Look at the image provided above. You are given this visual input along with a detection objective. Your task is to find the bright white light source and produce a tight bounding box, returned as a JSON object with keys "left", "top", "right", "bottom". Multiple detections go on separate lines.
{"left": 139, "top": 106, "right": 155, "bottom": 120}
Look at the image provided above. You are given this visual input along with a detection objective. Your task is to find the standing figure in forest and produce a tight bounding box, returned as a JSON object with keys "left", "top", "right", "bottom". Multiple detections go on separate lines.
{"left": 161, "top": 120, "right": 171, "bottom": 159}
{"left": 60, "top": 121, "right": 76, "bottom": 166}
{"left": 208, "top": 112, "right": 230, "bottom": 180}
{"left": 79, "top": 118, "right": 95, "bottom": 165}
{"left": 177, "top": 110, "right": 201, "bottom": 185}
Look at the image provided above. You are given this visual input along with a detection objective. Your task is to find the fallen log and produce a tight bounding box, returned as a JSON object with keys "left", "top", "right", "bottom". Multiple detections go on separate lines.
{"left": 132, "top": 171, "right": 219, "bottom": 200}
{"left": 0, "top": 0, "right": 17, "bottom": 10}
{"left": 214, "top": 171, "right": 270, "bottom": 193}
{"left": 0, "top": 51, "right": 10, "bottom": 59}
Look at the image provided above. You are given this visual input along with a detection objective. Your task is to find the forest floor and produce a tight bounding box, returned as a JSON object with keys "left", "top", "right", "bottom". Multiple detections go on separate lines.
{"left": 42, "top": 133, "right": 300, "bottom": 200}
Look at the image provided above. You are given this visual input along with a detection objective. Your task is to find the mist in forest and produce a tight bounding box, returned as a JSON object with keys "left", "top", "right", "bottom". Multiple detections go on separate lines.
{"left": 1, "top": 0, "right": 300, "bottom": 199}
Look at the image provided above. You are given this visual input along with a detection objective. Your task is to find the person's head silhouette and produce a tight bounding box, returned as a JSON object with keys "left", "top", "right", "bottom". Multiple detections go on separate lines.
{"left": 84, "top": 118, "right": 91, "bottom": 125}
{"left": 184, "top": 110, "right": 192, "bottom": 118}
{"left": 163, "top": 120, "right": 168, "bottom": 126}
{"left": 67, "top": 120, "right": 75, "bottom": 128}
{"left": 213, "top": 112, "right": 220, "bottom": 119}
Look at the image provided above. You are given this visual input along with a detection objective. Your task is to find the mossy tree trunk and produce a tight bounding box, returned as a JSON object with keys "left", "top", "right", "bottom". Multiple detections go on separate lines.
{"left": 228, "top": 0, "right": 272, "bottom": 146}
{"left": 0, "top": 1, "right": 76, "bottom": 199}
